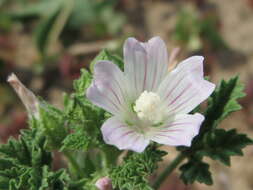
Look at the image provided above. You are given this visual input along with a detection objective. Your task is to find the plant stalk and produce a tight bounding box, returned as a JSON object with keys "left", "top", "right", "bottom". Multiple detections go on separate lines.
{"left": 63, "top": 151, "right": 84, "bottom": 178}
{"left": 153, "top": 152, "right": 186, "bottom": 190}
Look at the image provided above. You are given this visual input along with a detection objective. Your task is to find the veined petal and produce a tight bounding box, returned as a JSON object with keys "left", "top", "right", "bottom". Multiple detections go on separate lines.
{"left": 123, "top": 37, "right": 168, "bottom": 98}
{"left": 158, "top": 56, "right": 215, "bottom": 115}
{"left": 150, "top": 113, "right": 204, "bottom": 146}
{"left": 101, "top": 116, "right": 149, "bottom": 153}
{"left": 87, "top": 61, "right": 127, "bottom": 115}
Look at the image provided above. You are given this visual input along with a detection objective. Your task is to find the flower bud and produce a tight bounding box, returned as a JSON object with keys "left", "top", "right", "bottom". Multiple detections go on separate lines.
{"left": 95, "top": 177, "right": 113, "bottom": 190}
{"left": 7, "top": 73, "right": 40, "bottom": 119}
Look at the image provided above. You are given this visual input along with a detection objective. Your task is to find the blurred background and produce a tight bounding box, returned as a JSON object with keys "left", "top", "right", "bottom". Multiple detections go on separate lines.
{"left": 0, "top": 0, "right": 253, "bottom": 189}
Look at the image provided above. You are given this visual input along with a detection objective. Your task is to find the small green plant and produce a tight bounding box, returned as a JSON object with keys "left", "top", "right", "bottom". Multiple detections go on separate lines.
{"left": 6, "top": 37, "right": 252, "bottom": 190}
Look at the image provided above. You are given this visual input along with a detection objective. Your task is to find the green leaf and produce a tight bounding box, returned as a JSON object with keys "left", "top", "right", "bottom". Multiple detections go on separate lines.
{"left": 90, "top": 49, "right": 124, "bottom": 72}
{"left": 73, "top": 69, "right": 92, "bottom": 96}
{"left": 61, "top": 64, "right": 107, "bottom": 152}
{"left": 179, "top": 159, "right": 213, "bottom": 185}
{"left": 0, "top": 128, "right": 83, "bottom": 190}
{"left": 61, "top": 96, "right": 104, "bottom": 151}
{"left": 200, "top": 76, "right": 245, "bottom": 134}
{"left": 110, "top": 145, "right": 166, "bottom": 190}
{"left": 37, "top": 101, "right": 68, "bottom": 149}
{"left": 61, "top": 121, "right": 93, "bottom": 151}
{"left": 201, "top": 129, "right": 253, "bottom": 166}
{"left": 61, "top": 66, "right": 105, "bottom": 151}
{"left": 178, "top": 76, "right": 251, "bottom": 185}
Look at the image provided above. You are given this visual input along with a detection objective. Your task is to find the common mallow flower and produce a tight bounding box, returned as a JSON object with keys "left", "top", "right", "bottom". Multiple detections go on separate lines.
{"left": 87, "top": 37, "right": 215, "bottom": 153}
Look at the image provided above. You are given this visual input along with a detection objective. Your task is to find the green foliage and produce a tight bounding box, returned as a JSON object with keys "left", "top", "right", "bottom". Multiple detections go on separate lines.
{"left": 178, "top": 76, "right": 252, "bottom": 185}
{"left": 38, "top": 101, "right": 68, "bottom": 150}
{"left": 201, "top": 129, "right": 253, "bottom": 166}
{"left": 31, "top": 67, "right": 103, "bottom": 152}
{"left": 73, "top": 69, "right": 92, "bottom": 96}
{"left": 60, "top": 69, "right": 105, "bottom": 151}
{"left": 200, "top": 76, "right": 245, "bottom": 134}
{"left": 110, "top": 146, "right": 167, "bottom": 190}
{"left": 67, "top": 0, "right": 125, "bottom": 36}
{"left": 200, "top": 16, "right": 228, "bottom": 50}
{"left": 173, "top": 6, "right": 228, "bottom": 51}
{"left": 5, "top": 0, "right": 125, "bottom": 56}
{"left": 6, "top": 0, "right": 62, "bottom": 19}
{"left": 90, "top": 49, "right": 124, "bottom": 72}
{"left": 173, "top": 7, "right": 201, "bottom": 51}
{"left": 34, "top": 7, "right": 61, "bottom": 55}
{"left": 4, "top": 47, "right": 252, "bottom": 189}
{"left": 34, "top": 0, "right": 74, "bottom": 56}
{"left": 0, "top": 128, "right": 83, "bottom": 190}
{"left": 179, "top": 158, "right": 212, "bottom": 185}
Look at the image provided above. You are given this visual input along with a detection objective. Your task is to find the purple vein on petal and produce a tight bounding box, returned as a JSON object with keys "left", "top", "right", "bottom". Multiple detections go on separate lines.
{"left": 143, "top": 54, "right": 148, "bottom": 91}
{"left": 167, "top": 83, "right": 192, "bottom": 107}
{"left": 89, "top": 82, "right": 121, "bottom": 112}
{"left": 168, "top": 92, "right": 198, "bottom": 114}
{"left": 104, "top": 93, "right": 121, "bottom": 111}
{"left": 133, "top": 51, "right": 138, "bottom": 95}
{"left": 114, "top": 78, "right": 127, "bottom": 103}
{"left": 131, "top": 135, "right": 140, "bottom": 145}
{"left": 154, "top": 133, "right": 179, "bottom": 141}
{"left": 164, "top": 75, "right": 185, "bottom": 102}
{"left": 151, "top": 60, "right": 158, "bottom": 90}
{"left": 104, "top": 125, "right": 126, "bottom": 139}
{"left": 117, "top": 130, "right": 135, "bottom": 141}
{"left": 108, "top": 85, "right": 122, "bottom": 106}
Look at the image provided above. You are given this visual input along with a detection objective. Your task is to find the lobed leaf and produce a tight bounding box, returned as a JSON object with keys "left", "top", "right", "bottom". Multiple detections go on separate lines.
{"left": 179, "top": 159, "right": 212, "bottom": 185}
{"left": 0, "top": 129, "right": 84, "bottom": 190}
{"left": 201, "top": 129, "right": 253, "bottom": 166}
{"left": 178, "top": 76, "right": 252, "bottom": 185}
{"left": 200, "top": 76, "right": 245, "bottom": 134}
{"left": 110, "top": 145, "right": 166, "bottom": 190}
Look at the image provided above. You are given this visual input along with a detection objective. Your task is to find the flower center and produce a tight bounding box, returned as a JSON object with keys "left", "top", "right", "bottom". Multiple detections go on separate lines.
{"left": 133, "top": 91, "right": 166, "bottom": 125}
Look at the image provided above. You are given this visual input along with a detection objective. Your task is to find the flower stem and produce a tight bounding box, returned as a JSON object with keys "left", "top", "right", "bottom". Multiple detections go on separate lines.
{"left": 153, "top": 152, "right": 186, "bottom": 190}
{"left": 63, "top": 151, "right": 84, "bottom": 178}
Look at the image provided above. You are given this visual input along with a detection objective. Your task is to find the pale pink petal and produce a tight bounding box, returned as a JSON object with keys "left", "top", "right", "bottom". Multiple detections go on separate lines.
{"left": 150, "top": 113, "right": 204, "bottom": 146}
{"left": 101, "top": 116, "right": 149, "bottom": 153}
{"left": 158, "top": 56, "right": 215, "bottom": 115}
{"left": 87, "top": 61, "right": 128, "bottom": 115}
{"left": 123, "top": 37, "right": 168, "bottom": 98}
{"left": 144, "top": 37, "right": 169, "bottom": 91}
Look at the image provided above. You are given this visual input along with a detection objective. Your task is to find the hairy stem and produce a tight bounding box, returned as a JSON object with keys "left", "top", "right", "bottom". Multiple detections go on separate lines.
{"left": 153, "top": 152, "right": 186, "bottom": 190}
{"left": 63, "top": 151, "right": 84, "bottom": 178}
